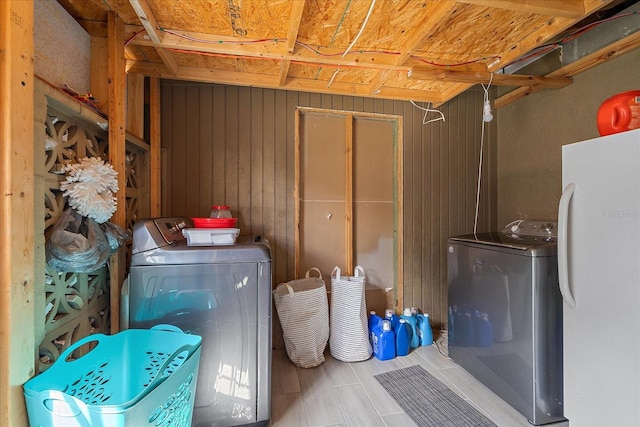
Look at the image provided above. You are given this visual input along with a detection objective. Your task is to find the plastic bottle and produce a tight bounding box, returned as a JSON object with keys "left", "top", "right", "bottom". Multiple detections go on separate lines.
{"left": 372, "top": 320, "right": 396, "bottom": 361}
{"left": 473, "top": 311, "right": 493, "bottom": 347}
{"left": 368, "top": 311, "right": 383, "bottom": 344}
{"left": 597, "top": 90, "right": 640, "bottom": 136}
{"left": 384, "top": 308, "right": 399, "bottom": 330}
{"left": 210, "top": 205, "right": 232, "bottom": 218}
{"left": 400, "top": 307, "right": 419, "bottom": 349}
{"left": 416, "top": 313, "right": 433, "bottom": 346}
{"left": 395, "top": 319, "right": 411, "bottom": 356}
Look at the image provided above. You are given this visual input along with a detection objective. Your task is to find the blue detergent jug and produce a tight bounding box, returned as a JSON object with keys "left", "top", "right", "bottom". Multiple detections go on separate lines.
{"left": 384, "top": 308, "right": 399, "bottom": 330}
{"left": 416, "top": 313, "right": 433, "bottom": 346}
{"left": 395, "top": 319, "right": 411, "bottom": 356}
{"left": 369, "top": 311, "right": 383, "bottom": 331}
{"left": 372, "top": 319, "right": 396, "bottom": 361}
{"left": 400, "top": 308, "right": 419, "bottom": 349}
{"left": 369, "top": 311, "right": 383, "bottom": 344}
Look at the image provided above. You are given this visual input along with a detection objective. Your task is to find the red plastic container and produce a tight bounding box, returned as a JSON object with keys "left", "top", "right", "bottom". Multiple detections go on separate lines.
{"left": 191, "top": 217, "right": 238, "bottom": 228}
{"left": 597, "top": 90, "right": 640, "bottom": 136}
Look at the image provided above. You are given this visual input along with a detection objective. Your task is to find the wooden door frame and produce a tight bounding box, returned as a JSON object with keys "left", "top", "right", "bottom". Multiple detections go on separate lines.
{"left": 294, "top": 107, "right": 404, "bottom": 309}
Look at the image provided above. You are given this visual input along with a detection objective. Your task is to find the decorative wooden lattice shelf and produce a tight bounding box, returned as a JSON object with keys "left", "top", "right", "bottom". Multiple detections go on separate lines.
{"left": 37, "top": 78, "right": 151, "bottom": 372}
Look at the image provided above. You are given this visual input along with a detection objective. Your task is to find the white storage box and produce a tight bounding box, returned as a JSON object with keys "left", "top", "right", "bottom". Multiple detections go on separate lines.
{"left": 182, "top": 228, "right": 240, "bottom": 246}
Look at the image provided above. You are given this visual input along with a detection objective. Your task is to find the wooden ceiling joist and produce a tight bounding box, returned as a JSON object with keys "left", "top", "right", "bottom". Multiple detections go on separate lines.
{"left": 126, "top": 60, "right": 445, "bottom": 103}
{"left": 410, "top": 68, "right": 573, "bottom": 88}
{"left": 128, "top": 0, "right": 178, "bottom": 74}
{"left": 129, "top": 28, "right": 415, "bottom": 72}
{"left": 286, "top": 0, "right": 306, "bottom": 53}
{"left": 455, "top": 0, "right": 586, "bottom": 19}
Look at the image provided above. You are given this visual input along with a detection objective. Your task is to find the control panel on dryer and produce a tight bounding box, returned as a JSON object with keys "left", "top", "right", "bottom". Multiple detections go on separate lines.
{"left": 154, "top": 217, "right": 190, "bottom": 244}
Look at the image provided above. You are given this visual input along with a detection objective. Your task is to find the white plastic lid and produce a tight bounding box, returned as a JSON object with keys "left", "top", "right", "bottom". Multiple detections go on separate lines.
{"left": 385, "top": 308, "right": 394, "bottom": 318}
{"left": 381, "top": 320, "right": 392, "bottom": 331}
{"left": 403, "top": 307, "right": 412, "bottom": 316}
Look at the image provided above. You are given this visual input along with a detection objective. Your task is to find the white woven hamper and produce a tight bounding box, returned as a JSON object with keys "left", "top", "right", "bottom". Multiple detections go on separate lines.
{"left": 273, "top": 268, "right": 330, "bottom": 368}
{"left": 329, "top": 266, "right": 372, "bottom": 362}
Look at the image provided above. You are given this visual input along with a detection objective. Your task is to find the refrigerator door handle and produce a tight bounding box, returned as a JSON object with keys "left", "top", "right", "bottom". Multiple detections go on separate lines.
{"left": 558, "top": 183, "right": 576, "bottom": 308}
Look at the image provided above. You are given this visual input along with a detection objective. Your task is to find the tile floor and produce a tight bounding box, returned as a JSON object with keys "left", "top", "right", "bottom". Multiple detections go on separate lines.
{"left": 270, "top": 335, "right": 570, "bottom": 427}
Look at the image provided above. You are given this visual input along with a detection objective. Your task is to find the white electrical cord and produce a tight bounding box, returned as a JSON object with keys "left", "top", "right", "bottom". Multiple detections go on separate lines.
{"left": 409, "top": 100, "right": 446, "bottom": 124}
{"left": 474, "top": 73, "right": 493, "bottom": 235}
{"left": 342, "top": 0, "right": 376, "bottom": 57}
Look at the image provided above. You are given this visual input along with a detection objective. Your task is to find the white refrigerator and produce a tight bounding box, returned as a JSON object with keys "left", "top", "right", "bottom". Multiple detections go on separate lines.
{"left": 558, "top": 128, "right": 640, "bottom": 426}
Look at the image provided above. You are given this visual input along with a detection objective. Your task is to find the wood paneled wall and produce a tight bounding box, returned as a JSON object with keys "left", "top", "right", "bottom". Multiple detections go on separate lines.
{"left": 161, "top": 81, "right": 497, "bottom": 327}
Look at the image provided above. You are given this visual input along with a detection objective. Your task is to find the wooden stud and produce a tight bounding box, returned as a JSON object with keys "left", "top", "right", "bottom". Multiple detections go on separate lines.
{"left": 294, "top": 107, "right": 301, "bottom": 278}
{"left": 90, "top": 36, "right": 109, "bottom": 113}
{"left": 345, "top": 114, "right": 353, "bottom": 272}
{"left": 126, "top": 73, "right": 145, "bottom": 139}
{"left": 395, "top": 118, "right": 404, "bottom": 314}
{"left": 107, "top": 10, "right": 126, "bottom": 333}
{"left": 150, "top": 77, "right": 162, "bottom": 217}
{"left": 0, "top": 1, "right": 35, "bottom": 426}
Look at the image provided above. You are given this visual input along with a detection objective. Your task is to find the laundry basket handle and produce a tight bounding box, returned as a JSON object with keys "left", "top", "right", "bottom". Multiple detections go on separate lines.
{"left": 353, "top": 265, "right": 365, "bottom": 278}
{"left": 146, "top": 342, "right": 200, "bottom": 392}
{"left": 331, "top": 266, "right": 342, "bottom": 280}
{"left": 305, "top": 267, "right": 322, "bottom": 279}
{"left": 57, "top": 333, "right": 105, "bottom": 364}
{"left": 150, "top": 324, "right": 185, "bottom": 334}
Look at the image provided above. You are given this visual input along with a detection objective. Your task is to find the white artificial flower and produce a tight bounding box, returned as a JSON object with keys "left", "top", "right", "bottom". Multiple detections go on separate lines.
{"left": 60, "top": 157, "right": 118, "bottom": 223}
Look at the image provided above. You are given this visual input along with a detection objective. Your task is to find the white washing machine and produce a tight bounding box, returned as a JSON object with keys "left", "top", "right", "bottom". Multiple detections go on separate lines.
{"left": 121, "top": 217, "right": 272, "bottom": 427}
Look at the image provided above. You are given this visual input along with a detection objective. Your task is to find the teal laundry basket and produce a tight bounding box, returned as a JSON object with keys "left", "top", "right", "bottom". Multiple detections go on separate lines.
{"left": 23, "top": 325, "right": 202, "bottom": 427}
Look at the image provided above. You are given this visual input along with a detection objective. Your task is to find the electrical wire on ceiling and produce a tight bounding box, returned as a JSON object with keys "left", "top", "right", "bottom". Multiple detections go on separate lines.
{"left": 317, "top": 0, "right": 352, "bottom": 80}
{"left": 342, "top": 0, "right": 377, "bottom": 57}
{"left": 327, "top": 67, "right": 340, "bottom": 87}
{"left": 409, "top": 100, "right": 445, "bottom": 124}
{"left": 411, "top": 54, "right": 502, "bottom": 68}
{"left": 157, "top": 27, "right": 495, "bottom": 67}
{"left": 152, "top": 10, "right": 637, "bottom": 72}
{"left": 474, "top": 73, "right": 493, "bottom": 236}
{"left": 125, "top": 29, "right": 146, "bottom": 46}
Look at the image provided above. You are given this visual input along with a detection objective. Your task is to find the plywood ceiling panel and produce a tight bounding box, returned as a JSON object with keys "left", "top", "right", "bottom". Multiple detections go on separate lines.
{"left": 55, "top": 0, "right": 640, "bottom": 105}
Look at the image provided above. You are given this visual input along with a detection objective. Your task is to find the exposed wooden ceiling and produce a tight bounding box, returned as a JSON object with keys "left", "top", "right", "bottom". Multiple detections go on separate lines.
{"left": 56, "top": 0, "right": 639, "bottom": 106}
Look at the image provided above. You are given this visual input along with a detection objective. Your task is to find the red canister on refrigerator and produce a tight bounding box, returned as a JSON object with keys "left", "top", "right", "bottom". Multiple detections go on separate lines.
{"left": 597, "top": 90, "right": 640, "bottom": 136}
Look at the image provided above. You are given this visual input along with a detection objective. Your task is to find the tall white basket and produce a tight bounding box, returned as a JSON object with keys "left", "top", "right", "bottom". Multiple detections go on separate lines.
{"left": 329, "top": 266, "right": 372, "bottom": 362}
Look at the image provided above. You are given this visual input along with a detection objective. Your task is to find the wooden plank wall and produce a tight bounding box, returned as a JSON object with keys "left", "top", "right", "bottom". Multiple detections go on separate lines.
{"left": 160, "top": 81, "right": 497, "bottom": 328}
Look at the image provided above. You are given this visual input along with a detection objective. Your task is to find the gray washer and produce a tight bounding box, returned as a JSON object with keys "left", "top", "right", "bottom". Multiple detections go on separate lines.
{"left": 447, "top": 225, "right": 564, "bottom": 426}
{"left": 122, "top": 217, "right": 272, "bottom": 427}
